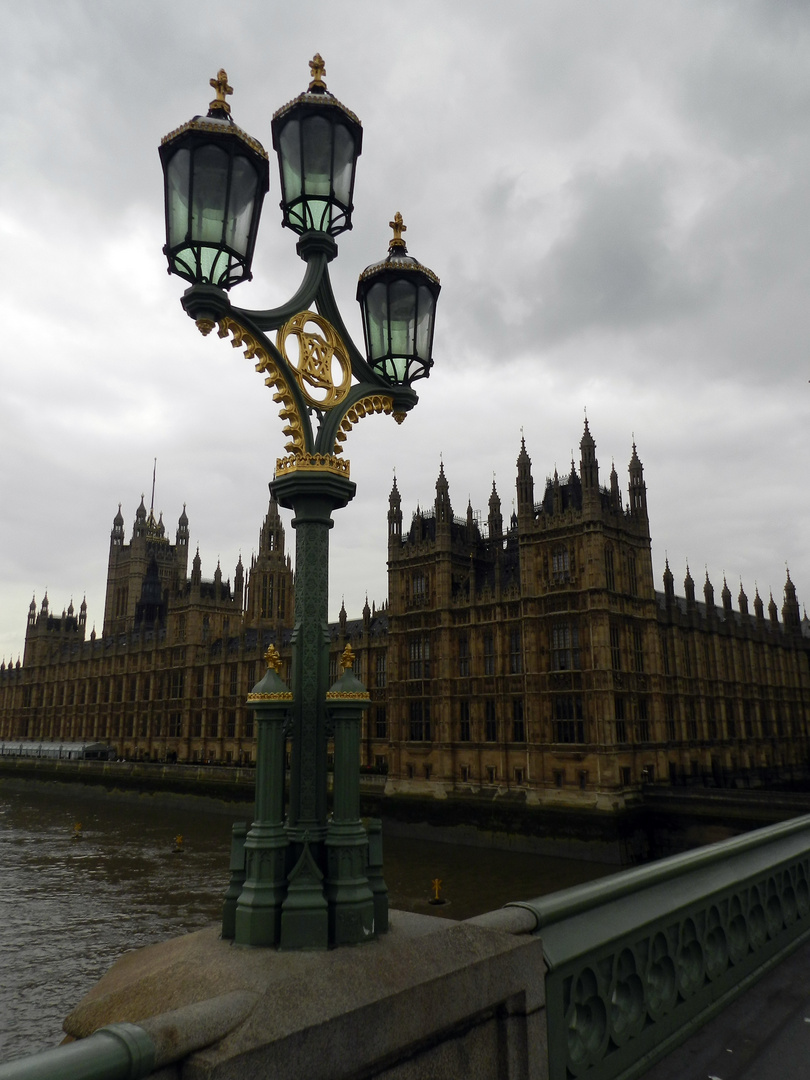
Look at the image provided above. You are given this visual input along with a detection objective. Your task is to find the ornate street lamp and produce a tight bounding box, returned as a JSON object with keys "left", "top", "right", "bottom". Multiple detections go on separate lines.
{"left": 159, "top": 59, "right": 439, "bottom": 951}
{"left": 271, "top": 53, "right": 363, "bottom": 236}
{"left": 159, "top": 70, "right": 270, "bottom": 288}
{"left": 357, "top": 212, "right": 441, "bottom": 386}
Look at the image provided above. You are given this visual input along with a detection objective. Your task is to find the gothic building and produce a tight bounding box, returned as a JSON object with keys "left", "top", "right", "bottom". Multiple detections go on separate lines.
{"left": 1, "top": 422, "right": 809, "bottom": 805}
{"left": 383, "top": 423, "right": 810, "bottom": 803}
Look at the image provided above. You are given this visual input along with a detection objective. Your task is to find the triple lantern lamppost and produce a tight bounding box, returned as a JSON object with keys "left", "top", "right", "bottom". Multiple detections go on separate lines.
{"left": 159, "top": 58, "right": 440, "bottom": 950}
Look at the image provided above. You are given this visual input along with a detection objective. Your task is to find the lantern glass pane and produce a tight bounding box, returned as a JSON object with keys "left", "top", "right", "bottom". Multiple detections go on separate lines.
{"left": 415, "top": 285, "right": 435, "bottom": 359}
{"left": 387, "top": 356, "right": 408, "bottom": 383}
{"left": 302, "top": 115, "right": 332, "bottom": 231}
{"left": 302, "top": 115, "right": 332, "bottom": 194}
{"left": 279, "top": 120, "right": 303, "bottom": 201}
{"left": 332, "top": 123, "right": 354, "bottom": 205}
{"left": 225, "top": 155, "right": 258, "bottom": 256}
{"left": 191, "top": 144, "right": 229, "bottom": 244}
{"left": 365, "top": 281, "right": 388, "bottom": 359}
{"left": 388, "top": 279, "right": 417, "bottom": 356}
{"left": 200, "top": 246, "right": 228, "bottom": 285}
{"left": 167, "top": 148, "right": 190, "bottom": 248}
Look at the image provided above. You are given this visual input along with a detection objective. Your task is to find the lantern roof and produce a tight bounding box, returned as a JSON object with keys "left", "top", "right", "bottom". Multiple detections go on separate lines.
{"left": 358, "top": 248, "right": 441, "bottom": 287}
{"left": 160, "top": 113, "right": 269, "bottom": 160}
{"left": 271, "top": 54, "right": 362, "bottom": 132}
{"left": 161, "top": 69, "right": 268, "bottom": 159}
{"left": 358, "top": 213, "right": 440, "bottom": 287}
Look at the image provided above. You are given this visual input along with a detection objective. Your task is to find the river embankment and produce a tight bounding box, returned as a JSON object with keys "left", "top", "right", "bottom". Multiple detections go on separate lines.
{"left": 3, "top": 757, "right": 810, "bottom": 864}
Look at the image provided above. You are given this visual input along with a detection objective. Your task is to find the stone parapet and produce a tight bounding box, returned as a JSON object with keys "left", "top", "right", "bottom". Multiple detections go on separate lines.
{"left": 63, "top": 910, "right": 547, "bottom": 1080}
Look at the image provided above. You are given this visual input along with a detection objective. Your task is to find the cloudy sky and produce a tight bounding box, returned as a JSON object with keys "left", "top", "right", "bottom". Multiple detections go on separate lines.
{"left": 2, "top": 0, "right": 809, "bottom": 660}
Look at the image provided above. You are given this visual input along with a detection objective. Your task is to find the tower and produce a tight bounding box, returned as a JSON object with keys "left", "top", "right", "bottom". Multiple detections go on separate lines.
{"left": 245, "top": 494, "right": 294, "bottom": 627}
{"left": 388, "top": 476, "right": 402, "bottom": 552}
{"left": 103, "top": 496, "right": 190, "bottom": 636}
{"left": 516, "top": 438, "right": 534, "bottom": 525}
{"left": 488, "top": 481, "right": 503, "bottom": 543}
{"left": 628, "top": 442, "right": 647, "bottom": 519}
{"left": 579, "top": 418, "right": 599, "bottom": 516}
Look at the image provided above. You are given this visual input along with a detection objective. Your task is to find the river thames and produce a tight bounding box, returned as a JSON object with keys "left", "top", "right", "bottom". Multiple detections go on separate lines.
{"left": 0, "top": 783, "right": 616, "bottom": 1063}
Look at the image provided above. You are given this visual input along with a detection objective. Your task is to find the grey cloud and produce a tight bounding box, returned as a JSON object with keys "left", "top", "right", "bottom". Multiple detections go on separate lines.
{"left": 533, "top": 158, "right": 712, "bottom": 342}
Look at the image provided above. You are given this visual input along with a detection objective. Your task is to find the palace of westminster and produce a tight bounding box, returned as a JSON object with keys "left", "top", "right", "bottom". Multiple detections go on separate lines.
{"left": 2, "top": 420, "right": 809, "bottom": 806}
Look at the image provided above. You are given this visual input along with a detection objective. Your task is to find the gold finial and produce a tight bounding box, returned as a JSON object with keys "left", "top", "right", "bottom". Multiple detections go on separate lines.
{"left": 264, "top": 644, "right": 282, "bottom": 672}
{"left": 309, "top": 53, "right": 326, "bottom": 90}
{"left": 389, "top": 211, "right": 407, "bottom": 250}
{"left": 339, "top": 643, "right": 355, "bottom": 672}
{"left": 209, "top": 69, "right": 233, "bottom": 115}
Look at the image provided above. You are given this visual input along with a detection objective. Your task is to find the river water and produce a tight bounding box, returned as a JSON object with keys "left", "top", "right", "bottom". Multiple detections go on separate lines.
{"left": 0, "top": 784, "right": 616, "bottom": 1063}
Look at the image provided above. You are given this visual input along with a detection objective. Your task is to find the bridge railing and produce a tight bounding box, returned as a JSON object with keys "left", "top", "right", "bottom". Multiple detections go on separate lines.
{"left": 507, "top": 813, "right": 810, "bottom": 1080}
{"left": 0, "top": 992, "right": 255, "bottom": 1080}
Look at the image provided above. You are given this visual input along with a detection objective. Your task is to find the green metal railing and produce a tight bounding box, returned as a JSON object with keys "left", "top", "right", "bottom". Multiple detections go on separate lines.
{"left": 508, "top": 814, "right": 810, "bottom": 1080}
{"left": 0, "top": 1025, "right": 155, "bottom": 1080}
{"left": 0, "top": 991, "right": 255, "bottom": 1080}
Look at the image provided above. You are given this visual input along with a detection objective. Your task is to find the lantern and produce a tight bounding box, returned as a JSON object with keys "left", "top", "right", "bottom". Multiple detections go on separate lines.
{"left": 357, "top": 213, "right": 440, "bottom": 386}
{"left": 159, "top": 70, "right": 269, "bottom": 289}
{"left": 271, "top": 55, "right": 362, "bottom": 237}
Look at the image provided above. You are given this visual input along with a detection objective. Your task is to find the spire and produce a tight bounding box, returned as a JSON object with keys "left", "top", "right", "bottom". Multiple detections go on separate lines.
{"left": 488, "top": 479, "right": 503, "bottom": 542}
{"left": 516, "top": 437, "right": 534, "bottom": 521}
{"left": 578, "top": 414, "right": 600, "bottom": 511}
{"left": 754, "top": 586, "right": 764, "bottom": 622}
{"left": 363, "top": 594, "right": 371, "bottom": 629}
{"left": 782, "top": 567, "right": 801, "bottom": 634}
{"left": 111, "top": 503, "right": 125, "bottom": 545}
{"left": 703, "top": 570, "right": 715, "bottom": 618}
{"left": 259, "top": 493, "right": 285, "bottom": 556}
{"left": 434, "top": 460, "right": 452, "bottom": 524}
{"left": 768, "top": 591, "right": 779, "bottom": 628}
{"left": 663, "top": 558, "right": 674, "bottom": 604}
{"left": 339, "top": 598, "right": 347, "bottom": 635}
{"left": 721, "top": 576, "right": 732, "bottom": 616}
{"left": 234, "top": 554, "right": 244, "bottom": 609}
{"left": 684, "top": 565, "right": 696, "bottom": 610}
{"left": 609, "top": 460, "right": 621, "bottom": 512}
{"left": 388, "top": 474, "right": 402, "bottom": 542}
{"left": 738, "top": 580, "right": 749, "bottom": 616}
{"left": 176, "top": 504, "right": 189, "bottom": 547}
{"left": 191, "top": 545, "right": 202, "bottom": 587}
{"left": 628, "top": 441, "right": 647, "bottom": 517}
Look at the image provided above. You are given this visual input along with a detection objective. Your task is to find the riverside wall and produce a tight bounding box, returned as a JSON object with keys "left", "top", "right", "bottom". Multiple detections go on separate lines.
{"left": 3, "top": 757, "right": 810, "bottom": 864}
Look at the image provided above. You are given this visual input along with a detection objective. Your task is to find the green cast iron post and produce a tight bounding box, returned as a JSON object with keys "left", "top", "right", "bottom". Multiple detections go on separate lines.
{"left": 233, "top": 656, "right": 292, "bottom": 946}
{"left": 325, "top": 652, "right": 376, "bottom": 944}
{"left": 273, "top": 471, "right": 355, "bottom": 949}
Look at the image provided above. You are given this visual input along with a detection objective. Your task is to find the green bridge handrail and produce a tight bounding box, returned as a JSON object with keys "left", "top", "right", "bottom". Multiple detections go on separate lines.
{"left": 0, "top": 991, "right": 256, "bottom": 1080}
{"left": 0, "top": 1024, "right": 155, "bottom": 1080}
{"left": 508, "top": 813, "right": 810, "bottom": 1080}
{"left": 506, "top": 812, "right": 810, "bottom": 933}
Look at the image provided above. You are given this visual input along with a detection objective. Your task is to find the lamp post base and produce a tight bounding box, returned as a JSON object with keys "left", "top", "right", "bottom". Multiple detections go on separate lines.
{"left": 280, "top": 837, "right": 329, "bottom": 950}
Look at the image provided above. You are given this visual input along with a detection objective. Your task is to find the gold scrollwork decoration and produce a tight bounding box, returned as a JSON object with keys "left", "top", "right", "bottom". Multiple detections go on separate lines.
{"left": 332, "top": 394, "right": 396, "bottom": 455}
{"left": 276, "top": 452, "right": 351, "bottom": 478}
{"left": 215, "top": 316, "right": 306, "bottom": 459}
{"left": 276, "top": 311, "right": 352, "bottom": 411}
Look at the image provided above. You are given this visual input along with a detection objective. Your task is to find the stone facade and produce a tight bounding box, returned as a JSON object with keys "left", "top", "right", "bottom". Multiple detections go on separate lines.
{"left": 1, "top": 421, "right": 809, "bottom": 803}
